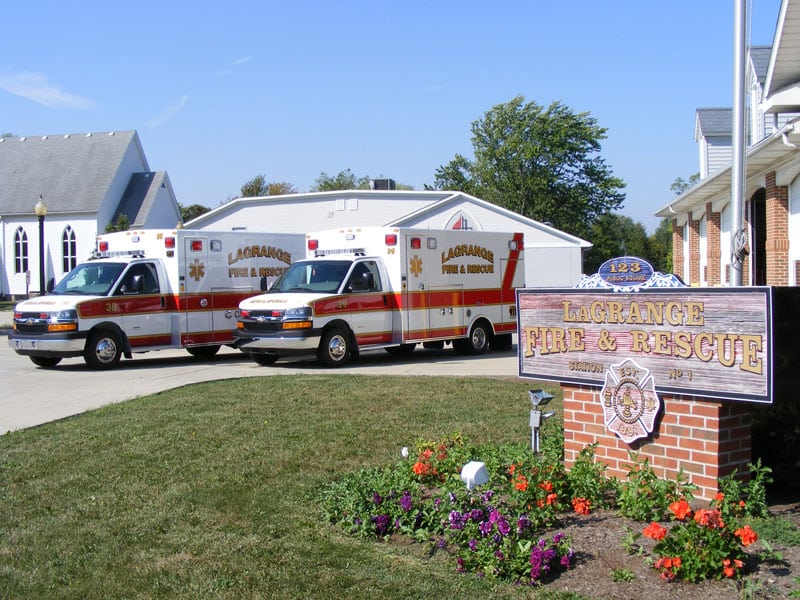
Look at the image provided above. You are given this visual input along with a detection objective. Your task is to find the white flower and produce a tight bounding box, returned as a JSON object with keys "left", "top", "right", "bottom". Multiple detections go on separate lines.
{"left": 400, "top": 446, "right": 409, "bottom": 458}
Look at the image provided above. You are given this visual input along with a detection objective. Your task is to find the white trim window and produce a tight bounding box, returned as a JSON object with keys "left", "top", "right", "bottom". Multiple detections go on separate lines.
{"left": 62, "top": 225, "right": 77, "bottom": 273}
{"left": 14, "top": 227, "right": 29, "bottom": 274}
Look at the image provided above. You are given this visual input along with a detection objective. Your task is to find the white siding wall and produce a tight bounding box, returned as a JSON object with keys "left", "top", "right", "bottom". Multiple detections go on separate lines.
{"left": 1, "top": 215, "right": 98, "bottom": 297}
{"left": 706, "top": 136, "right": 733, "bottom": 176}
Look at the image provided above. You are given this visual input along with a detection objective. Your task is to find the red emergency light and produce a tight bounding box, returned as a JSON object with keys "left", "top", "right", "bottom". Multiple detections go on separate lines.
{"left": 98, "top": 241, "right": 109, "bottom": 252}
{"left": 307, "top": 239, "right": 319, "bottom": 251}
{"left": 164, "top": 237, "right": 176, "bottom": 249}
{"left": 385, "top": 234, "right": 398, "bottom": 247}
{"left": 409, "top": 237, "right": 421, "bottom": 249}
{"left": 190, "top": 240, "right": 203, "bottom": 252}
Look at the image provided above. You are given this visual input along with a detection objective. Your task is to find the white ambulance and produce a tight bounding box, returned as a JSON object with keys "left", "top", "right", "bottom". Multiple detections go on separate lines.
{"left": 234, "top": 226, "right": 524, "bottom": 366}
{"left": 8, "top": 229, "right": 304, "bottom": 369}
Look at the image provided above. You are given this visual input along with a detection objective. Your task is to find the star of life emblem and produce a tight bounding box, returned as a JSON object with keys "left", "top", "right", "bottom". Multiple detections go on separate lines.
{"left": 600, "top": 358, "right": 661, "bottom": 444}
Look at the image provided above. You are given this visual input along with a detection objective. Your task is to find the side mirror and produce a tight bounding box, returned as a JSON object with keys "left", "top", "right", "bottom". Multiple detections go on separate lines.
{"left": 260, "top": 276, "right": 268, "bottom": 292}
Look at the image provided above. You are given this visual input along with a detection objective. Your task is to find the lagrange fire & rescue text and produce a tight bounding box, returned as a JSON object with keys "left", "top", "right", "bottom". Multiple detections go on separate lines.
{"left": 227, "top": 245, "right": 292, "bottom": 278}
{"left": 522, "top": 298, "right": 764, "bottom": 375}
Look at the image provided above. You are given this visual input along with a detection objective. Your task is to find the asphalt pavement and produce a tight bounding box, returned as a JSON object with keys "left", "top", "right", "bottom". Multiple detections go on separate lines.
{"left": 0, "top": 311, "right": 521, "bottom": 435}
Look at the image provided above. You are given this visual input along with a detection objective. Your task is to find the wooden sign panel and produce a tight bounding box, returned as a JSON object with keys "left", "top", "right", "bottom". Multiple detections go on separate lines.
{"left": 516, "top": 287, "right": 772, "bottom": 403}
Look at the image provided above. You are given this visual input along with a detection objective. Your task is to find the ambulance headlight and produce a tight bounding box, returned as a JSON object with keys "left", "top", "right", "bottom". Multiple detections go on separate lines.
{"left": 282, "top": 306, "right": 312, "bottom": 330}
{"left": 48, "top": 309, "right": 79, "bottom": 332}
{"left": 284, "top": 306, "right": 312, "bottom": 319}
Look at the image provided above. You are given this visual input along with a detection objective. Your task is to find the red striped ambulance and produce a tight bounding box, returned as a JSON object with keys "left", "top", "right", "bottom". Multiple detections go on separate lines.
{"left": 8, "top": 229, "right": 304, "bottom": 369}
{"left": 233, "top": 227, "right": 524, "bottom": 367}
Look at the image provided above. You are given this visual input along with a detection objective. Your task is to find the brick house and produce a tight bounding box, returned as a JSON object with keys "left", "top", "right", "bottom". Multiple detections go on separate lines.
{"left": 656, "top": 0, "right": 800, "bottom": 286}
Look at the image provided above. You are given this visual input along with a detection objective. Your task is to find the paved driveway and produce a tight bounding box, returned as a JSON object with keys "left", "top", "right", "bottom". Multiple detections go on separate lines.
{"left": 0, "top": 318, "right": 520, "bottom": 434}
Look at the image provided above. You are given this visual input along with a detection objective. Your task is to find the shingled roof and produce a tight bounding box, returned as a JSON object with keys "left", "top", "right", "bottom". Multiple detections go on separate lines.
{"left": 0, "top": 130, "right": 147, "bottom": 216}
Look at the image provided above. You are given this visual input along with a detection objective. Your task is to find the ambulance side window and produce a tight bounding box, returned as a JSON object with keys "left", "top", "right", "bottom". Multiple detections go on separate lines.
{"left": 117, "top": 263, "right": 160, "bottom": 295}
{"left": 347, "top": 261, "right": 381, "bottom": 293}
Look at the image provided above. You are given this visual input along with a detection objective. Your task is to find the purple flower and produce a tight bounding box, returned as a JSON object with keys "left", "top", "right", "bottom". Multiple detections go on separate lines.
{"left": 372, "top": 492, "right": 383, "bottom": 505}
{"left": 434, "top": 498, "right": 442, "bottom": 508}
{"left": 449, "top": 510, "right": 466, "bottom": 530}
{"left": 494, "top": 550, "right": 504, "bottom": 560}
{"left": 481, "top": 490, "right": 495, "bottom": 502}
{"left": 469, "top": 508, "right": 484, "bottom": 522}
{"left": 479, "top": 521, "right": 493, "bottom": 536}
{"left": 553, "top": 532, "right": 565, "bottom": 544}
{"left": 468, "top": 539, "right": 478, "bottom": 551}
{"left": 449, "top": 492, "right": 457, "bottom": 504}
{"left": 517, "top": 514, "right": 531, "bottom": 533}
{"left": 400, "top": 491, "right": 413, "bottom": 513}
{"left": 496, "top": 517, "right": 511, "bottom": 536}
{"left": 456, "top": 557, "right": 465, "bottom": 573}
{"left": 372, "top": 514, "right": 390, "bottom": 536}
{"left": 437, "top": 537, "right": 448, "bottom": 549}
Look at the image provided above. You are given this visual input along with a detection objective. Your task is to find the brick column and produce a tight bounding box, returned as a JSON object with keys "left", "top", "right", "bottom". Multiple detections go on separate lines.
{"left": 706, "top": 203, "right": 721, "bottom": 285}
{"left": 688, "top": 215, "right": 701, "bottom": 285}
{"left": 765, "top": 172, "right": 790, "bottom": 286}
{"left": 672, "top": 219, "right": 684, "bottom": 281}
{"left": 562, "top": 384, "right": 752, "bottom": 501}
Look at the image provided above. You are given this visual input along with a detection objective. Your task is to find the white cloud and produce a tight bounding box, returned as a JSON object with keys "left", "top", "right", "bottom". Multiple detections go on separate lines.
{"left": 146, "top": 95, "right": 189, "bottom": 128}
{"left": 235, "top": 55, "right": 251, "bottom": 65}
{"left": 0, "top": 71, "right": 96, "bottom": 109}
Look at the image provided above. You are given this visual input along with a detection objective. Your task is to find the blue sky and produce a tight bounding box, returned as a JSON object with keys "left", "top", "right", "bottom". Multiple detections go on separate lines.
{"left": 0, "top": 0, "right": 781, "bottom": 233}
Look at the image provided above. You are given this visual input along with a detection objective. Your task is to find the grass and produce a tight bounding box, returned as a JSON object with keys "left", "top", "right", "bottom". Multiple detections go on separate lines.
{"left": 0, "top": 375, "right": 574, "bottom": 600}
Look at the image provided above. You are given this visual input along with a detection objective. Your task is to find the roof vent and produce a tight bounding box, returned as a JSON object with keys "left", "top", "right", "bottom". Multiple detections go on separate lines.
{"left": 371, "top": 178, "right": 396, "bottom": 190}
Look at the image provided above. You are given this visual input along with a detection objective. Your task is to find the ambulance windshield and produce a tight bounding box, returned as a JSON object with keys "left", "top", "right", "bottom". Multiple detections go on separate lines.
{"left": 269, "top": 260, "right": 352, "bottom": 294}
{"left": 51, "top": 262, "right": 126, "bottom": 296}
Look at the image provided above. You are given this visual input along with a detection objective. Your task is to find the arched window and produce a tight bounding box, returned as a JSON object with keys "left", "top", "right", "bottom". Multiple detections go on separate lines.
{"left": 62, "top": 225, "right": 77, "bottom": 272}
{"left": 14, "top": 227, "right": 29, "bottom": 274}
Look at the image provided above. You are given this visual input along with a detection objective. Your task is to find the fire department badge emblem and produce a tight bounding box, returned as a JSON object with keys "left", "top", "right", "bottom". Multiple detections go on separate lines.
{"left": 600, "top": 358, "right": 660, "bottom": 444}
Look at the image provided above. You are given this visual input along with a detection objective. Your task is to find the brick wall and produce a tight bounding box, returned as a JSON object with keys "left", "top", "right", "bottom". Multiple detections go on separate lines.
{"left": 562, "top": 384, "right": 752, "bottom": 501}
{"left": 688, "top": 215, "right": 701, "bottom": 284}
{"left": 706, "top": 203, "right": 721, "bottom": 285}
{"left": 765, "top": 171, "right": 790, "bottom": 286}
{"left": 672, "top": 218, "right": 684, "bottom": 281}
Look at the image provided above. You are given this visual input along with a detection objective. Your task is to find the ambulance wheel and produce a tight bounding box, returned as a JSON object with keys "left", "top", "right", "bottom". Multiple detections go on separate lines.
{"left": 30, "top": 356, "right": 62, "bottom": 368}
{"left": 318, "top": 327, "right": 351, "bottom": 367}
{"left": 454, "top": 321, "right": 491, "bottom": 355}
{"left": 186, "top": 345, "right": 221, "bottom": 359}
{"left": 490, "top": 333, "right": 513, "bottom": 352}
{"left": 84, "top": 330, "right": 122, "bottom": 370}
{"left": 250, "top": 352, "right": 279, "bottom": 365}
{"left": 385, "top": 343, "right": 416, "bottom": 356}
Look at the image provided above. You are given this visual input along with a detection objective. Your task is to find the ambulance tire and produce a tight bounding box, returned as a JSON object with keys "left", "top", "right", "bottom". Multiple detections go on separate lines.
{"left": 186, "top": 345, "right": 221, "bottom": 359}
{"left": 454, "top": 321, "right": 491, "bottom": 355}
{"left": 29, "top": 356, "right": 62, "bottom": 368}
{"left": 318, "top": 326, "right": 351, "bottom": 367}
{"left": 490, "top": 333, "right": 513, "bottom": 352}
{"left": 250, "top": 352, "right": 279, "bottom": 365}
{"left": 84, "top": 330, "right": 123, "bottom": 370}
{"left": 385, "top": 343, "right": 416, "bottom": 356}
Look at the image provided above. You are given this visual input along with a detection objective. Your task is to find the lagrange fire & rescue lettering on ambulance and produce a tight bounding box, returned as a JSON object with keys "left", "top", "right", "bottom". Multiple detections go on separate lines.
{"left": 441, "top": 244, "right": 494, "bottom": 274}
{"left": 228, "top": 244, "right": 292, "bottom": 278}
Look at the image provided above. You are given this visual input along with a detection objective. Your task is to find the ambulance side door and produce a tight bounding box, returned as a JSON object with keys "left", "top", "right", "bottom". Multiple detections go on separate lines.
{"left": 181, "top": 235, "right": 212, "bottom": 343}
{"left": 343, "top": 260, "right": 393, "bottom": 346}
{"left": 116, "top": 261, "right": 171, "bottom": 348}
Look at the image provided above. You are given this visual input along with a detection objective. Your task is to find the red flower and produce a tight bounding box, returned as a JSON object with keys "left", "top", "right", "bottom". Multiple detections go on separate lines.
{"left": 642, "top": 521, "right": 667, "bottom": 541}
{"left": 735, "top": 525, "right": 758, "bottom": 547}
{"left": 538, "top": 480, "right": 553, "bottom": 492}
{"left": 514, "top": 475, "right": 529, "bottom": 492}
{"left": 571, "top": 497, "right": 591, "bottom": 515}
{"left": 669, "top": 499, "right": 692, "bottom": 521}
{"left": 722, "top": 558, "right": 743, "bottom": 578}
{"left": 693, "top": 508, "right": 724, "bottom": 529}
{"left": 546, "top": 493, "right": 558, "bottom": 506}
{"left": 654, "top": 556, "right": 682, "bottom": 580}
{"left": 715, "top": 491, "right": 725, "bottom": 502}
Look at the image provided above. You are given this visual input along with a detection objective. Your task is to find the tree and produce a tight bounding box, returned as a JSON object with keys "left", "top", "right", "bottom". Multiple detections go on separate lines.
{"left": 105, "top": 214, "right": 130, "bottom": 233}
{"left": 179, "top": 203, "right": 210, "bottom": 223}
{"left": 433, "top": 96, "right": 625, "bottom": 239}
{"left": 310, "top": 169, "right": 371, "bottom": 192}
{"left": 648, "top": 218, "right": 673, "bottom": 273}
{"left": 267, "top": 181, "right": 297, "bottom": 195}
{"left": 241, "top": 175, "right": 269, "bottom": 197}
{"left": 583, "top": 214, "right": 650, "bottom": 273}
{"left": 670, "top": 173, "right": 700, "bottom": 196}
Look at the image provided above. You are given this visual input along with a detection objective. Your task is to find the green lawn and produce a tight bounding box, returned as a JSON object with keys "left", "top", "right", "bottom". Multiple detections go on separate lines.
{"left": 0, "top": 375, "right": 566, "bottom": 600}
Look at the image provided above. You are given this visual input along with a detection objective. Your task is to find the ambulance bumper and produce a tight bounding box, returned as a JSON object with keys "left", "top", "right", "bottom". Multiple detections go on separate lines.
{"left": 8, "top": 332, "right": 87, "bottom": 357}
{"left": 232, "top": 329, "right": 321, "bottom": 352}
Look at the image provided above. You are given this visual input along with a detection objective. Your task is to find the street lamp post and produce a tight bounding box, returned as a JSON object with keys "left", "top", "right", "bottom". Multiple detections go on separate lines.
{"left": 34, "top": 196, "right": 47, "bottom": 295}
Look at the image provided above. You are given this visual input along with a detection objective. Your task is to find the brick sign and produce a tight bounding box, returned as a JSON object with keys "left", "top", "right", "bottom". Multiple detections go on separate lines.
{"left": 516, "top": 287, "right": 772, "bottom": 404}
